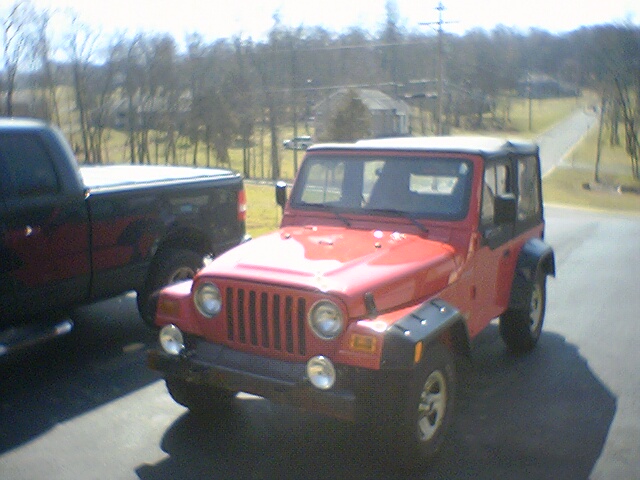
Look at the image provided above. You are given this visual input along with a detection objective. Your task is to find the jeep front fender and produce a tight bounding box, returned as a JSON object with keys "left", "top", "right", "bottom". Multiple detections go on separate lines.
{"left": 380, "top": 299, "right": 468, "bottom": 369}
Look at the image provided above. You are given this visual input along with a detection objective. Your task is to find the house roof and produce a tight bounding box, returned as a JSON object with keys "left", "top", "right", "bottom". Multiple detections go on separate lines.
{"left": 317, "top": 88, "right": 410, "bottom": 114}
{"left": 356, "top": 89, "right": 408, "bottom": 112}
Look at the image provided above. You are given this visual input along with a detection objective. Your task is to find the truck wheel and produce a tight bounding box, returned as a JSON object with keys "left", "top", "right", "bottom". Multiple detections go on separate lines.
{"left": 500, "top": 267, "right": 546, "bottom": 353}
{"left": 165, "top": 376, "right": 236, "bottom": 417}
{"left": 138, "top": 248, "right": 204, "bottom": 327}
{"left": 388, "top": 344, "right": 455, "bottom": 468}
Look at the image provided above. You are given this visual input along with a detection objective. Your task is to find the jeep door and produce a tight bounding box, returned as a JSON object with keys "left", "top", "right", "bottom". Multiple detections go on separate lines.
{"left": 471, "top": 154, "right": 545, "bottom": 335}
{"left": 0, "top": 132, "right": 91, "bottom": 318}
{"left": 471, "top": 157, "right": 517, "bottom": 335}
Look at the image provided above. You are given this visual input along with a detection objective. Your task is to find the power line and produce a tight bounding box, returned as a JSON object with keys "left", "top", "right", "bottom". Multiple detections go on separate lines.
{"left": 420, "top": 2, "right": 457, "bottom": 135}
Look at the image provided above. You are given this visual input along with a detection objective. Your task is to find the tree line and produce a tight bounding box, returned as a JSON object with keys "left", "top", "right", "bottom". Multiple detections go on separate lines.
{"left": 1, "top": 0, "right": 639, "bottom": 180}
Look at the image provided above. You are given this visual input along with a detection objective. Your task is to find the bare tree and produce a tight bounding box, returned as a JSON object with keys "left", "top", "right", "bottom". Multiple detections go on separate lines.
{"left": 2, "top": 0, "right": 37, "bottom": 116}
{"left": 33, "top": 9, "right": 60, "bottom": 124}
{"left": 588, "top": 25, "right": 640, "bottom": 180}
{"left": 66, "top": 15, "right": 99, "bottom": 163}
{"left": 231, "top": 37, "right": 257, "bottom": 176}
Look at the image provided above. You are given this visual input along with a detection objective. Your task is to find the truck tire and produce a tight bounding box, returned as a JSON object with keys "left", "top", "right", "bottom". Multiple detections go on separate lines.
{"left": 500, "top": 267, "right": 546, "bottom": 353}
{"left": 138, "top": 248, "right": 204, "bottom": 327}
{"left": 387, "top": 344, "right": 455, "bottom": 468}
{"left": 165, "top": 376, "right": 236, "bottom": 417}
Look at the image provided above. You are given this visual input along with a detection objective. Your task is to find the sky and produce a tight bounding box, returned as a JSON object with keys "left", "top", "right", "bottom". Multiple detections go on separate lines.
{"left": 16, "top": 0, "right": 640, "bottom": 48}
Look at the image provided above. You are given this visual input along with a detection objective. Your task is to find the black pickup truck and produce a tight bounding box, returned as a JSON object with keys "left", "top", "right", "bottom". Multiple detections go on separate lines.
{"left": 0, "top": 118, "right": 248, "bottom": 356}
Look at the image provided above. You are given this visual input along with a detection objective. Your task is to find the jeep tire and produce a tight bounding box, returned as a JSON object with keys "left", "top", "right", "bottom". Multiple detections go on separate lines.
{"left": 165, "top": 376, "right": 236, "bottom": 416}
{"left": 500, "top": 267, "right": 546, "bottom": 353}
{"left": 137, "top": 248, "right": 204, "bottom": 327}
{"left": 388, "top": 343, "right": 455, "bottom": 468}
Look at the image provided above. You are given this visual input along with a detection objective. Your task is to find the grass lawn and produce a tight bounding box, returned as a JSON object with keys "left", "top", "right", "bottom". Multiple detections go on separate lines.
{"left": 245, "top": 182, "right": 284, "bottom": 238}
{"left": 543, "top": 126, "right": 640, "bottom": 214}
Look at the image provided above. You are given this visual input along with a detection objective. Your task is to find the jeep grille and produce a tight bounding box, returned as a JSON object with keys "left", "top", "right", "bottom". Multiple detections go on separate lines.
{"left": 224, "top": 287, "right": 307, "bottom": 357}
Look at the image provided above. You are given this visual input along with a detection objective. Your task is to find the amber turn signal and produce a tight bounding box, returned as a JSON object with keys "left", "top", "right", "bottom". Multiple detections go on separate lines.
{"left": 349, "top": 334, "right": 377, "bottom": 353}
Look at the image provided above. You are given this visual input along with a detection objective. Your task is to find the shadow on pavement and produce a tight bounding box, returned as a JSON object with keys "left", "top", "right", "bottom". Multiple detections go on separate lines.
{"left": 137, "top": 325, "right": 615, "bottom": 480}
{"left": 0, "top": 293, "right": 160, "bottom": 453}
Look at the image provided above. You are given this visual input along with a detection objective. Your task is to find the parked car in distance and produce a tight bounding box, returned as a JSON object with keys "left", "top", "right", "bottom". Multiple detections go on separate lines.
{"left": 283, "top": 135, "right": 313, "bottom": 150}
{"left": 148, "top": 135, "right": 555, "bottom": 468}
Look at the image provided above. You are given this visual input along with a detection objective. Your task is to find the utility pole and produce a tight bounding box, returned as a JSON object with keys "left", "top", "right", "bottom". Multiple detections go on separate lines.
{"left": 421, "top": 2, "right": 456, "bottom": 136}
{"left": 435, "top": 2, "right": 444, "bottom": 136}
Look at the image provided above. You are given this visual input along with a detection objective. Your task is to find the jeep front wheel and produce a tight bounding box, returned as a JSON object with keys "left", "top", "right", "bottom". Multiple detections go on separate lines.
{"left": 389, "top": 344, "right": 456, "bottom": 467}
{"left": 500, "top": 267, "right": 546, "bottom": 353}
{"left": 165, "top": 376, "right": 236, "bottom": 417}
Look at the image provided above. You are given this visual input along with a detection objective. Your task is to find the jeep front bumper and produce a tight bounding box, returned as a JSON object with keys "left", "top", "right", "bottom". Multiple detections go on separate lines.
{"left": 147, "top": 338, "right": 359, "bottom": 421}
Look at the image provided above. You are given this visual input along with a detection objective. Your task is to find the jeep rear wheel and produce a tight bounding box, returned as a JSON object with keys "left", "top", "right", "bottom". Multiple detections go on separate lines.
{"left": 388, "top": 344, "right": 455, "bottom": 468}
{"left": 165, "top": 376, "right": 236, "bottom": 417}
{"left": 500, "top": 267, "right": 546, "bottom": 353}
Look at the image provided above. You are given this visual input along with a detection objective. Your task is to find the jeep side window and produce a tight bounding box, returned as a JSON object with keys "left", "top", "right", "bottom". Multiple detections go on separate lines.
{"left": 481, "top": 162, "right": 511, "bottom": 227}
{"left": 516, "top": 156, "right": 541, "bottom": 221}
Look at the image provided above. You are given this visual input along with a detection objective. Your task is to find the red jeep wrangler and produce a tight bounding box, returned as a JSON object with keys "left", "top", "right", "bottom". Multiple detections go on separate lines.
{"left": 148, "top": 136, "right": 555, "bottom": 465}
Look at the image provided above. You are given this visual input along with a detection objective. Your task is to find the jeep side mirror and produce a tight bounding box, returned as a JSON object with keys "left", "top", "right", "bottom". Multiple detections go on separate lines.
{"left": 494, "top": 193, "right": 516, "bottom": 225}
{"left": 275, "top": 181, "right": 287, "bottom": 212}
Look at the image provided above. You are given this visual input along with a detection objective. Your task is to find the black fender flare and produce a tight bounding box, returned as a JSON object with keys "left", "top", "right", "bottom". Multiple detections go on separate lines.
{"left": 508, "top": 237, "right": 555, "bottom": 311}
{"left": 380, "top": 299, "right": 469, "bottom": 370}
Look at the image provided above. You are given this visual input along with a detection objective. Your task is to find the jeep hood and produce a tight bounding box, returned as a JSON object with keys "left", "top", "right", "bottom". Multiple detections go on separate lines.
{"left": 201, "top": 225, "right": 459, "bottom": 316}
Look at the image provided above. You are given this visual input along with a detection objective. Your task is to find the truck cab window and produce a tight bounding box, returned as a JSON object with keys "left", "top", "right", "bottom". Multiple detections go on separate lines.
{"left": 0, "top": 133, "right": 59, "bottom": 198}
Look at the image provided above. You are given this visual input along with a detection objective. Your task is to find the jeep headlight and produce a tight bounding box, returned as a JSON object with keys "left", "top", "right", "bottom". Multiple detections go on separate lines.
{"left": 194, "top": 282, "right": 222, "bottom": 318}
{"left": 308, "top": 300, "right": 344, "bottom": 340}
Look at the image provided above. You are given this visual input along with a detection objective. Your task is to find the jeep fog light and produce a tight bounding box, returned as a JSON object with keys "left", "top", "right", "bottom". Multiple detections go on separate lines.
{"left": 308, "top": 300, "right": 344, "bottom": 340}
{"left": 195, "top": 282, "right": 222, "bottom": 318}
{"left": 306, "top": 355, "right": 336, "bottom": 390}
{"left": 159, "top": 324, "right": 185, "bottom": 355}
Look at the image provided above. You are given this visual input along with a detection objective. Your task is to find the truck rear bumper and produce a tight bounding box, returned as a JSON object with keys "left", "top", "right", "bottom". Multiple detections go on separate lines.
{"left": 147, "top": 341, "right": 357, "bottom": 421}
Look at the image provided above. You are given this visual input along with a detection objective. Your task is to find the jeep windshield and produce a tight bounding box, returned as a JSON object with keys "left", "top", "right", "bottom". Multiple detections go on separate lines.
{"left": 290, "top": 154, "right": 473, "bottom": 220}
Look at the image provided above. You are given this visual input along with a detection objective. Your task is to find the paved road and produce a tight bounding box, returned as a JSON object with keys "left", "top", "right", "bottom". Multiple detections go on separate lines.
{"left": 544, "top": 206, "right": 640, "bottom": 480}
{"left": 536, "top": 108, "right": 599, "bottom": 175}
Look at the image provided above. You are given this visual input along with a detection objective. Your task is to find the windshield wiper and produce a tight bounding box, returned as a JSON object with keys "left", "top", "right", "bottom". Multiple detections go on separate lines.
{"left": 365, "top": 208, "right": 429, "bottom": 234}
{"left": 299, "top": 202, "right": 351, "bottom": 227}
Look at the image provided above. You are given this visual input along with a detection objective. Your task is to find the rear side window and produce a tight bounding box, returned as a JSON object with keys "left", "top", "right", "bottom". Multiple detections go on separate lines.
{"left": 0, "top": 133, "right": 59, "bottom": 198}
{"left": 517, "top": 156, "right": 541, "bottom": 221}
{"left": 481, "top": 162, "right": 511, "bottom": 226}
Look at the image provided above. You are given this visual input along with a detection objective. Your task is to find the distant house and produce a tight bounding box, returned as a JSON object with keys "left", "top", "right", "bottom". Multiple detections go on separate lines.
{"left": 517, "top": 74, "right": 580, "bottom": 99}
{"left": 103, "top": 93, "right": 192, "bottom": 131}
{"left": 314, "top": 88, "right": 411, "bottom": 139}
